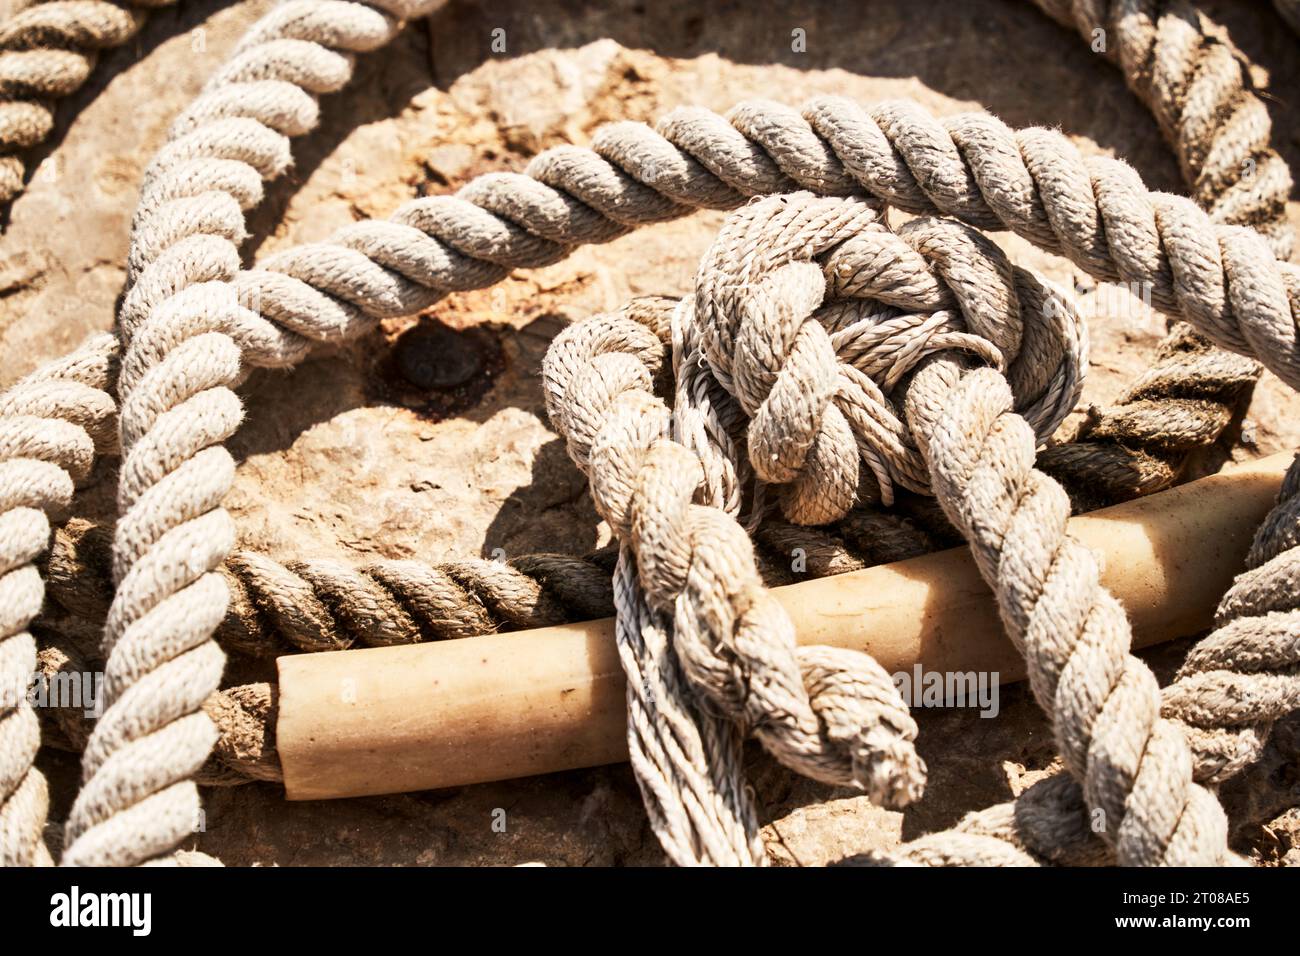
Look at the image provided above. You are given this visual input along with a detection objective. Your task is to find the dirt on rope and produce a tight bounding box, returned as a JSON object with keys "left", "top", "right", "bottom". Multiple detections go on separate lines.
{"left": 3, "top": 0, "right": 1300, "bottom": 866}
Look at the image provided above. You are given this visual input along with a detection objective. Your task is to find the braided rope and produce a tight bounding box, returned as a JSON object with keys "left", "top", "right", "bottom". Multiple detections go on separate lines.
{"left": 33, "top": 632, "right": 283, "bottom": 787}
{"left": 0, "top": 1, "right": 178, "bottom": 208}
{"left": 908, "top": 353, "right": 1230, "bottom": 864}
{"left": 120, "top": 92, "right": 1300, "bottom": 391}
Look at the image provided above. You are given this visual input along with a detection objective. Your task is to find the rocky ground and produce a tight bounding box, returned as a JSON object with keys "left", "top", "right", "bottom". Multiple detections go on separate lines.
{"left": 5, "top": 0, "right": 1299, "bottom": 865}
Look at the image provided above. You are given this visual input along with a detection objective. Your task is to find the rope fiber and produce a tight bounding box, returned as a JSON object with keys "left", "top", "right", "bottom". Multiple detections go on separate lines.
{"left": 0, "top": 0, "right": 1297, "bottom": 867}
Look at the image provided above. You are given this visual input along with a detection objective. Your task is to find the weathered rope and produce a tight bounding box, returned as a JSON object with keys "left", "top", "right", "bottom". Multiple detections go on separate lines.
{"left": 541, "top": 230, "right": 1072, "bottom": 870}
{"left": 64, "top": 0, "right": 445, "bottom": 869}
{"left": 542, "top": 195, "right": 1088, "bottom": 861}
{"left": 36, "top": 467, "right": 1300, "bottom": 801}
{"left": 904, "top": 335, "right": 1231, "bottom": 865}
{"left": 0, "top": 0, "right": 177, "bottom": 209}
{"left": 43, "top": 518, "right": 619, "bottom": 656}
{"left": 694, "top": 206, "right": 1086, "bottom": 524}
{"left": 543, "top": 285, "right": 927, "bottom": 865}
{"left": 0, "top": 331, "right": 116, "bottom": 865}
{"left": 2, "top": 0, "right": 1290, "bottom": 865}
{"left": 1011, "top": 0, "right": 1294, "bottom": 508}
{"left": 34, "top": 631, "right": 283, "bottom": 787}
{"left": 1038, "top": 325, "right": 1259, "bottom": 510}
{"left": 69, "top": 87, "right": 1300, "bottom": 863}
{"left": 1162, "top": 455, "right": 1300, "bottom": 783}
{"left": 124, "top": 92, "right": 1300, "bottom": 389}
{"left": 668, "top": 191, "right": 1232, "bottom": 865}
{"left": 1033, "top": 0, "right": 1292, "bottom": 258}
{"left": 871, "top": 481, "right": 1300, "bottom": 868}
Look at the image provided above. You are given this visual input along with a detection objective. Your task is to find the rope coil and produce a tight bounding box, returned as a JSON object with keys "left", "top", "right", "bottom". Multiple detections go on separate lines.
{"left": 0, "top": 0, "right": 1296, "bottom": 867}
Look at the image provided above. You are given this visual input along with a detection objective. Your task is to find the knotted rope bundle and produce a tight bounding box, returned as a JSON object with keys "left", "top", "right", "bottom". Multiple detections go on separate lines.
{"left": 542, "top": 194, "right": 1087, "bottom": 862}
{"left": 686, "top": 201, "right": 1084, "bottom": 525}
{"left": 542, "top": 294, "right": 927, "bottom": 862}
{"left": 1, "top": 0, "right": 1297, "bottom": 867}
{"left": 549, "top": 188, "right": 1274, "bottom": 865}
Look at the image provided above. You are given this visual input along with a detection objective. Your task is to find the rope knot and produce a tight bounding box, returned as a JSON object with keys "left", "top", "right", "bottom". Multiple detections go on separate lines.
{"left": 542, "top": 300, "right": 927, "bottom": 805}
{"left": 690, "top": 192, "right": 1086, "bottom": 523}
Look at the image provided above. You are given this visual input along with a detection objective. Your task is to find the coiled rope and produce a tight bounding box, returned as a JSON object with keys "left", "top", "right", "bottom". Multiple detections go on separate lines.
{"left": 0, "top": 0, "right": 1296, "bottom": 865}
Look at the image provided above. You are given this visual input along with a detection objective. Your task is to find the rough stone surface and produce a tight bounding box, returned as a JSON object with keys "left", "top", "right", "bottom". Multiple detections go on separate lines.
{"left": 5, "top": 0, "right": 1299, "bottom": 866}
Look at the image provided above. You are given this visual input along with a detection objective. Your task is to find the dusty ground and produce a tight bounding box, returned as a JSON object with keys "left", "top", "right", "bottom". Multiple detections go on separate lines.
{"left": 5, "top": 0, "right": 1300, "bottom": 865}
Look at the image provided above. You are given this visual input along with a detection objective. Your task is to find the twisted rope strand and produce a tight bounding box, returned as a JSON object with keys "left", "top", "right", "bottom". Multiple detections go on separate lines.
{"left": 64, "top": 0, "right": 444, "bottom": 868}
{"left": 0, "top": 0, "right": 177, "bottom": 209}
{"left": 25, "top": 91, "right": 1294, "bottom": 842}
{"left": 0, "top": 331, "right": 116, "bottom": 865}
{"left": 1038, "top": 325, "right": 1260, "bottom": 509}
{"left": 1162, "top": 454, "right": 1300, "bottom": 782}
{"left": 908, "top": 356, "right": 1230, "bottom": 864}
{"left": 128, "top": 95, "right": 1300, "bottom": 397}
{"left": 44, "top": 517, "right": 618, "bottom": 656}
{"left": 1032, "top": 0, "right": 1293, "bottom": 258}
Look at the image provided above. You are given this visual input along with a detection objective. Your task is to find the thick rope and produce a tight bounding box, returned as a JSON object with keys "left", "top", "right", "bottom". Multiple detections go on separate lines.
{"left": 1033, "top": 0, "right": 1292, "bottom": 258}
{"left": 35, "top": 631, "right": 283, "bottom": 787}
{"left": 907, "top": 355, "right": 1230, "bottom": 864}
{"left": 40, "top": 469, "right": 1300, "bottom": 801}
{"left": 44, "top": 517, "right": 619, "bottom": 655}
{"left": 0, "top": 331, "right": 116, "bottom": 865}
{"left": 543, "top": 290, "right": 926, "bottom": 864}
{"left": 541, "top": 197, "right": 1084, "bottom": 863}
{"left": 677, "top": 191, "right": 1232, "bottom": 865}
{"left": 118, "top": 94, "right": 1300, "bottom": 392}
{"left": 538, "top": 205, "right": 1102, "bottom": 867}
{"left": 55, "top": 92, "right": 1300, "bottom": 861}
{"left": 0, "top": 1, "right": 178, "bottom": 208}
{"left": 1, "top": 0, "right": 1287, "bottom": 865}
{"left": 1038, "top": 326, "right": 1259, "bottom": 510}
{"left": 870, "top": 479, "right": 1300, "bottom": 868}
{"left": 0, "top": 0, "right": 1273, "bottom": 516}
{"left": 688, "top": 204, "right": 1086, "bottom": 524}
{"left": 1162, "top": 455, "right": 1300, "bottom": 783}
{"left": 63, "top": 0, "right": 445, "bottom": 869}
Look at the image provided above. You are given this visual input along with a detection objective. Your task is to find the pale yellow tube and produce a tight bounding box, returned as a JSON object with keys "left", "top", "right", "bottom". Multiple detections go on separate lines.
{"left": 277, "top": 451, "right": 1292, "bottom": 801}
